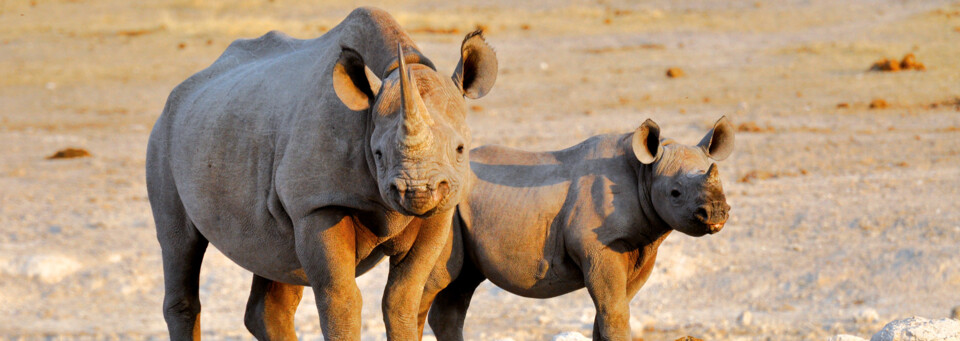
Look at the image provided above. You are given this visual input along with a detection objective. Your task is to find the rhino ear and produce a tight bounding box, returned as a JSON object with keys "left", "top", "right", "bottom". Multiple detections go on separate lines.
{"left": 698, "top": 116, "right": 735, "bottom": 161}
{"left": 333, "top": 47, "right": 380, "bottom": 111}
{"left": 453, "top": 30, "right": 497, "bottom": 99}
{"left": 632, "top": 119, "right": 663, "bottom": 164}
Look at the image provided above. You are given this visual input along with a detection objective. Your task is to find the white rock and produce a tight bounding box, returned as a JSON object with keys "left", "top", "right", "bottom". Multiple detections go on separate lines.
{"left": 552, "top": 331, "right": 591, "bottom": 341}
{"left": 421, "top": 335, "right": 437, "bottom": 341}
{"left": 630, "top": 315, "right": 644, "bottom": 337}
{"left": 855, "top": 308, "right": 880, "bottom": 324}
{"left": 870, "top": 316, "right": 960, "bottom": 341}
{"left": 829, "top": 335, "right": 867, "bottom": 341}
{"left": 739, "top": 310, "right": 753, "bottom": 327}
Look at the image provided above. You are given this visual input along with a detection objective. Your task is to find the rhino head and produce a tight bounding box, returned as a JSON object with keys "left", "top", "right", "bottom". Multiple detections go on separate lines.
{"left": 632, "top": 117, "right": 735, "bottom": 236}
{"left": 332, "top": 31, "right": 497, "bottom": 216}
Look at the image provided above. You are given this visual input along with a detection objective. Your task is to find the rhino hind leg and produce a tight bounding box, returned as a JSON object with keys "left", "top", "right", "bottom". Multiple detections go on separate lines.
{"left": 154, "top": 203, "right": 208, "bottom": 340}
{"left": 426, "top": 264, "right": 486, "bottom": 341}
{"left": 243, "top": 274, "right": 304, "bottom": 340}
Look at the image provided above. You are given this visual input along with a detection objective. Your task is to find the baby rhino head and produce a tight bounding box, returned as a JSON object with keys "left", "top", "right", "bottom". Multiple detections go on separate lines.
{"left": 632, "top": 117, "right": 735, "bottom": 236}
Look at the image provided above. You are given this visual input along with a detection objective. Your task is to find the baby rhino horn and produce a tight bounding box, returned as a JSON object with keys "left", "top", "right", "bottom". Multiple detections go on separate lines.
{"left": 705, "top": 163, "right": 720, "bottom": 184}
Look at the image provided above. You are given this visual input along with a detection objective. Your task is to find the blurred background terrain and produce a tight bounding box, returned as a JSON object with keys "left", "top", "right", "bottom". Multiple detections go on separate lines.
{"left": 1, "top": 0, "right": 959, "bottom": 339}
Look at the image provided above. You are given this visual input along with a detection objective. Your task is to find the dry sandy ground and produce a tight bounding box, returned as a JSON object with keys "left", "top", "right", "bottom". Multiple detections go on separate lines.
{"left": 2, "top": 0, "right": 959, "bottom": 340}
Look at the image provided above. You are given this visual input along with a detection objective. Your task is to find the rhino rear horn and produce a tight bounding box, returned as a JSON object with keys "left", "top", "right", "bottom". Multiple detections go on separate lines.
{"left": 453, "top": 29, "right": 498, "bottom": 99}
{"left": 698, "top": 116, "right": 735, "bottom": 161}
{"left": 632, "top": 119, "right": 663, "bottom": 164}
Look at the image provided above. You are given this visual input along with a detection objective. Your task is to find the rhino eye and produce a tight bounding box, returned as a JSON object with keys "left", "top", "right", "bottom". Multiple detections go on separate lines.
{"left": 670, "top": 189, "right": 681, "bottom": 198}
{"left": 375, "top": 150, "right": 383, "bottom": 159}
{"left": 456, "top": 144, "right": 465, "bottom": 154}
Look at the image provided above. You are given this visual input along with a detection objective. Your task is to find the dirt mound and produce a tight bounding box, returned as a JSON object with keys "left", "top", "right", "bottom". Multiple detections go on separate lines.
{"left": 869, "top": 53, "right": 926, "bottom": 72}
{"left": 46, "top": 148, "right": 91, "bottom": 159}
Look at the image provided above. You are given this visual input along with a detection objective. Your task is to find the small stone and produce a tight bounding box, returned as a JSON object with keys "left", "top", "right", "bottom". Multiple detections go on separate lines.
{"left": 855, "top": 308, "right": 880, "bottom": 324}
{"left": 738, "top": 311, "right": 752, "bottom": 327}
{"left": 422, "top": 335, "right": 438, "bottom": 341}
{"left": 829, "top": 335, "right": 867, "bottom": 341}
{"left": 538, "top": 315, "right": 552, "bottom": 325}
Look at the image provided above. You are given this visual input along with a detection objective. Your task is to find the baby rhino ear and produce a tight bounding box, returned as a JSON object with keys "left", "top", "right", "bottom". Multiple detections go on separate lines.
{"left": 632, "top": 119, "right": 663, "bottom": 164}
{"left": 698, "top": 116, "right": 735, "bottom": 161}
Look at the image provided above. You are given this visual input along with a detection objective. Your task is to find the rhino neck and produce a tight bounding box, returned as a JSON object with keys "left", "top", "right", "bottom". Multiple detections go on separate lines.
{"left": 623, "top": 135, "right": 672, "bottom": 246}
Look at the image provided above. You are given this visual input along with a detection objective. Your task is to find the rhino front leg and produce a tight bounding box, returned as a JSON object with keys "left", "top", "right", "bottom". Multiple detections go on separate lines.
{"left": 426, "top": 264, "right": 485, "bottom": 341}
{"left": 583, "top": 255, "right": 631, "bottom": 341}
{"left": 383, "top": 211, "right": 454, "bottom": 340}
{"left": 295, "top": 208, "right": 362, "bottom": 341}
{"left": 244, "top": 274, "right": 304, "bottom": 340}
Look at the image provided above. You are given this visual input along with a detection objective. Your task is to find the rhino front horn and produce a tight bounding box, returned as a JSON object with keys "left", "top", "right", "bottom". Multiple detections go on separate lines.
{"left": 397, "top": 42, "right": 433, "bottom": 151}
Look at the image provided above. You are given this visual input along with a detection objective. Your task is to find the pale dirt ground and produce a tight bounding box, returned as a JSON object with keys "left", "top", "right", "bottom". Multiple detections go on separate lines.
{"left": 1, "top": 0, "right": 959, "bottom": 340}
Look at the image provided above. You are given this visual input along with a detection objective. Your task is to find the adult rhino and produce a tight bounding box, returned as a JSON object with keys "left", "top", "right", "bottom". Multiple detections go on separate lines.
{"left": 420, "top": 117, "right": 735, "bottom": 341}
{"left": 146, "top": 7, "right": 497, "bottom": 340}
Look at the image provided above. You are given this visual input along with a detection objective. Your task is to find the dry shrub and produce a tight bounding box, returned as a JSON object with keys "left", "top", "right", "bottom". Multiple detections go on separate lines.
{"left": 869, "top": 98, "right": 889, "bottom": 109}
{"left": 739, "top": 170, "right": 776, "bottom": 183}
{"left": 869, "top": 53, "right": 925, "bottom": 72}
{"left": 666, "top": 67, "right": 684, "bottom": 78}
{"left": 47, "top": 148, "right": 91, "bottom": 160}
{"left": 737, "top": 121, "right": 775, "bottom": 133}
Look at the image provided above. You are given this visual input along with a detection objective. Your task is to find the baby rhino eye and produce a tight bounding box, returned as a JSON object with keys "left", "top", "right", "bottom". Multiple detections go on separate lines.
{"left": 670, "top": 189, "right": 681, "bottom": 198}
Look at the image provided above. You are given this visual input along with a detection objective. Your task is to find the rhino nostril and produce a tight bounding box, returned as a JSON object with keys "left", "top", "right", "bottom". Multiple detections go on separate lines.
{"left": 695, "top": 207, "right": 708, "bottom": 221}
{"left": 435, "top": 180, "right": 450, "bottom": 195}
{"left": 391, "top": 181, "right": 404, "bottom": 195}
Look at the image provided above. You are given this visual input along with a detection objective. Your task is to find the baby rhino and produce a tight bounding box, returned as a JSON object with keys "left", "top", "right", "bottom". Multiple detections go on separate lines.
{"left": 420, "top": 117, "right": 735, "bottom": 341}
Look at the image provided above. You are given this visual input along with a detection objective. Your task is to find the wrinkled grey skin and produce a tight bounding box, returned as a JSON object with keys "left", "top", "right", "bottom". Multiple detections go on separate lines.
{"left": 145, "top": 7, "right": 497, "bottom": 340}
{"left": 420, "top": 117, "right": 735, "bottom": 341}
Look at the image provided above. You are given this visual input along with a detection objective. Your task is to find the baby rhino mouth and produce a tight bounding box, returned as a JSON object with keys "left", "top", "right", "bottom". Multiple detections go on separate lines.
{"left": 695, "top": 201, "right": 730, "bottom": 234}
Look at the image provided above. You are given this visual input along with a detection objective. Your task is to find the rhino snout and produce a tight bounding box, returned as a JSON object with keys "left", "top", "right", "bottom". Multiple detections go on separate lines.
{"left": 390, "top": 177, "right": 451, "bottom": 216}
{"left": 695, "top": 201, "right": 731, "bottom": 234}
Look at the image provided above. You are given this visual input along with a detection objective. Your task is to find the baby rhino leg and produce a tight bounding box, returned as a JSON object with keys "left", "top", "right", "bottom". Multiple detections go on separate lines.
{"left": 244, "top": 274, "right": 304, "bottom": 340}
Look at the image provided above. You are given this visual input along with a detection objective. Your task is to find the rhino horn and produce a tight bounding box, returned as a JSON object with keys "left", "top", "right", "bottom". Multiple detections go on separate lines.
{"left": 705, "top": 163, "right": 720, "bottom": 184}
{"left": 397, "top": 42, "right": 433, "bottom": 151}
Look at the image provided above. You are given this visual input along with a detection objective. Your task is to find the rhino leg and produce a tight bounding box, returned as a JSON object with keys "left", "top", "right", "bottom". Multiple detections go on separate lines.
{"left": 584, "top": 255, "right": 631, "bottom": 341}
{"left": 243, "top": 274, "right": 304, "bottom": 340}
{"left": 416, "top": 219, "right": 466, "bottom": 339}
{"left": 426, "top": 264, "right": 485, "bottom": 341}
{"left": 294, "top": 208, "right": 362, "bottom": 340}
{"left": 155, "top": 208, "right": 208, "bottom": 340}
{"left": 382, "top": 211, "right": 454, "bottom": 340}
